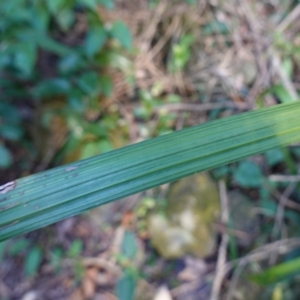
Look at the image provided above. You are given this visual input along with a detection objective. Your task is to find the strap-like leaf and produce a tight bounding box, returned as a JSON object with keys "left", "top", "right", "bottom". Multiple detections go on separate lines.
{"left": 1, "top": 101, "right": 300, "bottom": 241}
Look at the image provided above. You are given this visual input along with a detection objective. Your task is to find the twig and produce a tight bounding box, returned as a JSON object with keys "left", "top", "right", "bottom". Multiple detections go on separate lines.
{"left": 239, "top": 0, "right": 268, "bottom": 104}
{"left": 225, "top": 238, "right": 300, "bottom": 300}
{"left": 148, "top": 14, "right": 181, "bottom": 61}
{"left": 269, "top": 2, "right": 299, "bottom": 99}
{"left": 264, "top": 182, "right": 300, "bottom": 213}
{"left": 269, "top": 175, "right": 300, "bottom": 183}
{"left": 155, "top": 101, "right": 249, "bottom": 114}
{"left": 171, "top": 279, "right": 207, "bottom": 299}
{"left": 210, "top": 180, "right": 229, "bottom": 300}
{"left": 270, "top": 183, "right": 296, "bottom": 264}
{"left": 175, "top": 111, "right": 185, "bottom": 131}
{"left": 270, "top": 51, "right": 298, "bottom": 101}
{"left": 276, "top": 3, "right": 300, "bottom": 33}
{"left": 215, "top": 223, "right": 248, "bottom": 240}
{"left": 139, "top": 1, "right": 168, "bottom": 52}
{"left": 272, "top": 183, "right": 296, "bottom": 238}
{"left": 34, "top": 132, "right": 67, "bottom": 172}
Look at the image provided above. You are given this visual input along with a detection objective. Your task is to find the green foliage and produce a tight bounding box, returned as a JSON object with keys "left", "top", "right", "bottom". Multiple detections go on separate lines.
{"left": 50, "top": 247, "right": 64, "bottom": 273}
{"left": 110, "top": 21, "right": 133, "bottom": 50}
{"left": 271, "top": 33, "right": 300, "bottom": 103}
{"left": 67, "top": 239, "right": 84, "bottom": 280}
{"left": 115, "top": 230, "right": 139, "bottom": 300}
{"left": 274, "top": 32, "right": 300, "bottom": 57}
{"left": 24, "top": 246, "right": 43, "bottom": 277}
{"left": 0, "top": 241, "right": 7, "bottom": 261}
{"left": 0, "top": 145, "right": 13, "bottom": 169}
{"left": 234, "top": 161, "right": 264, "bottom": 188}
{"left": 77, "top": 0, "right": 114, "bottom": 11}
{"left": 8, "top": 238, "right": 30, "bottom": 255}
{"left": 134, "top": 89, "right": 180, "bottom": 137}
{"left": 185, "top": 0, "right": 196, "bottom": 5}
{"left": 49, "top": 242, "right": 83, "bottom": 277}
{"left": 265, "top": 148, "right": 284, "bottom": 166}
{"left": 1, "top": 239, "right": 43, "bottom": 277}
{"left": 0, "top": 102, "right": 23, "bottom": 169}
{"left": 121, "top": 231, "right": 138, "bottom": 259}
{"left": 250, "top": 257, "right": 300, "bottom": 286}
{"left": 271, "top": 84, "right": 296, "bottom": 103}
{"left": 203, "top": 20, "right": 229, "bottom": 35}
{"left": 85, "top": 26, "right": 107, "bottom": 57}
{"left": 80, "top": 140, "right": 113, "bottom": 159}
{"left": 0, "top": 0, "right": 131, "bottom": 168}
{"left": 67, "top": 239, "right": 83, "bottom": 257}
{"left": 116, "top": 269, "right": 137, "bottom": 300}
{"left": 168, "top": 34, "right": 194, "bottom": 72}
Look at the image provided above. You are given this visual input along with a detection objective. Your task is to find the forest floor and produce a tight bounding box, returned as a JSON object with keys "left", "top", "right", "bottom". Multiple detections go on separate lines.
{"left": 1, "top": 1, "right": 300, "bottom": 300}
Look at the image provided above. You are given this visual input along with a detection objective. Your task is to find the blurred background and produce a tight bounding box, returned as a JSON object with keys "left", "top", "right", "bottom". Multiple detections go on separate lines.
{"left": 1, "top": 0, "right": 300, "bottom": 299}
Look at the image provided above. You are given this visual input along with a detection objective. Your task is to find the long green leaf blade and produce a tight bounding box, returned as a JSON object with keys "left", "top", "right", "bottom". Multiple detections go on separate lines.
{"left": 1, "top": 102, "right": 300, "bottom": 241}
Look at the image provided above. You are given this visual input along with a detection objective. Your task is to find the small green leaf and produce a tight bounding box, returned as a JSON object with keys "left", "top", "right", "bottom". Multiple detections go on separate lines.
{"left": 111, "top": 21, "right": 133, "bottom": 50}
{"left": 80, "top": 142, "right": 99, "bottom": 159}
{"left": 116, "top": 269, "right": 137, "bottom": 300}
{"left": 165, "top": 94, "right": 181, "bottom": 103}
{"left": 234, "top": 161, "right": 263, "bottom": 188}
{"left": 186, "top": 0, "right": 196, "bottom": 5}
{"left": 282, "top": 58, "right": 293, "bottom": 79}
{"left": 265, "top": 148, "right": 284, "bottom": 166}
{"left": 98, "top": 0, "right": 114, "bottom": 9}
{"left": 32, "top": 4, "right": 50, "bottom": 31}
{"left": 35, "top": 33, "right": 74, "bottom": 56}
{"left": 97, "top": 140, "right": 113, "bottom": 153}
{"left": 102, "top": 52, "right": 132, "bottom": 71}
{"left": 16, "top": 27, "right": 74, "bottom": 56}
{"left": 169, "top": 34, "right": 194, "bottom": 72}
{"left": 24, "top": 246, "right": 43, "bottom": 277}
{"left": 257, "top": 197, "right": 300, "bottom": 224}
{"left": 77, "top": 0, "right": 98, "bottom": 10}
{"left": 33, "top": 78, "right": 71, "bottom": 98}
{"left": 50, "top": 247, "right": 63, "bottom": 273}
{"left": 81, "top": 0, "right": 114, "bottom": 10}
{"left": 203, "top": 20, "right": 229, "bottom": 35}
{"left": 46, "top": 0, "right": 67, "bottom": 14}
{"left": 9, "top": 239, "right": 29, "bottom": 256}
{"left": 272, "top": 84, "right": 296, "bottom": 103}
{"left": 14, "top": 43, "right": 37, "bottom": 76}
{"left": 58, "top": 54, "right": 83, "bottom": 74}
{"left": 0, "top": 241, "right": 7, "bottom": 261}
{"left": 213, "top": 166, "right": 231, "bottom": 179}
{"left": 0, "top": 124, "right": 23, "bottom": 141}
{"left": 292, "top": 146, "right": 300, "bottom": 158}
{"left": 0, "top": 51, "right": 11, "bottom": 68}
{"left": 122, "top": 231, "right": 138, "bottom": 260}
{"left": 77, "top": 71, "right": 101, "bottom": 96}
{"left": 0, "top": 145, "right": 12, "bottom": 169}
{"left": 99, "top": 75, "right": 113, "bottom": 96}
{"left": 56, "top": 9, "right": 75, "bottom": 31}
{"left": 68, "top": 91, "right": 86, "bottom": 113}
{"left": 85, "top": 26, "right": 107, "bottom": 58}
{"left": 260, "top": 198, "right": 277, "bottom": 216}
{"left": 0, "top": 103, "right": 21, "bottom": 123}
{"left": 250, "top": 256, "right": 300, "bottom": 285}
{"left": 67, "top": 239, "right": 83, "bottom": 257}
